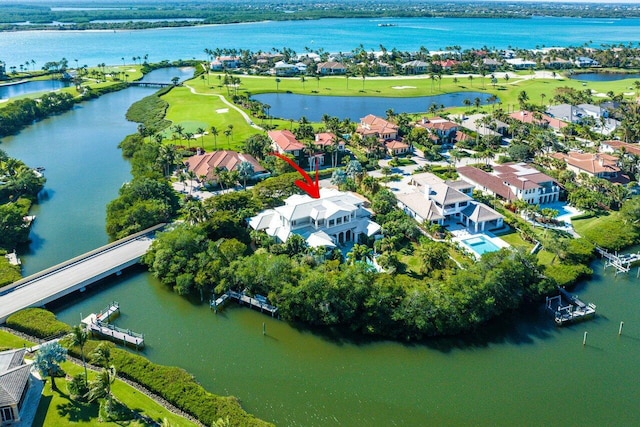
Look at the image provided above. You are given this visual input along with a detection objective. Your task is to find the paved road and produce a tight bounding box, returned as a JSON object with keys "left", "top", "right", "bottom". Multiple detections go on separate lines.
{"left": 0, "top": 237, "right": 153, "bottom": 323}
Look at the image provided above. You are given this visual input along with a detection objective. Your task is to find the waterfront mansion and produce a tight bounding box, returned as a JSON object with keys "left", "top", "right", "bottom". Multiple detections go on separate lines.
{"left": 249, "top": 188, "right": 381, "bottom": 248}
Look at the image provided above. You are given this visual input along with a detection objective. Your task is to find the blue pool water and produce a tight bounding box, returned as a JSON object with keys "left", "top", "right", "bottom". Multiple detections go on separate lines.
{"left": 460, "top": 235, "right": 501, "bottom": 256}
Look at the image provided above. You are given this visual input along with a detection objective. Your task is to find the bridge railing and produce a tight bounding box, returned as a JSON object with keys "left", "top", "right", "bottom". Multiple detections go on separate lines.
{"left": 0, "top": 223, "right": 166, "bottom": 296}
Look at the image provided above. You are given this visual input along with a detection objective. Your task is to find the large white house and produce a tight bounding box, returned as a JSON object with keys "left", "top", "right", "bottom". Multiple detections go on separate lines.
{"left": 396, "top": 173, "right": 504, "bottom": 233}
{"left": 458, "top": 163, "right": 560, "bottom": 205}
{"left": 249, "top": 189, "right": 381, "bottom": 247}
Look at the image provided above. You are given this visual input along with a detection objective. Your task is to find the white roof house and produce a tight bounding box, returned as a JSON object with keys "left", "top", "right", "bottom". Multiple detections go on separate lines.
{"left": 397, "top": 172, "right": 504, "bottom": 233}
{"left": 249, "top": 189, "right": 381, "bottom": 247}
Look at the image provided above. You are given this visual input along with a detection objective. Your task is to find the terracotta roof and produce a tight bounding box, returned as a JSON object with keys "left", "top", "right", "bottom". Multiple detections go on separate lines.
{"left": 317, "top": 61, "right": 345, "bottom": 70}
{"left": 492, "top": 162, "right": 556, "bottom": 185}
{"left": 384, "top": 140, "right": 409, "bottom": 150}
{"left": 268, "top": 129, "right": 305, "bottom": 152}
{"left": 184, "top": 150, "right": 266, "bottom": 181}
{"left": 358, "top": 114, "right": 398, "bottom": 137}
{"left": 551, "top": 151, "right": 620, "bottom": 175}
{"left": 314, "top": 132, "right": 343, "bottom": 148}
{"left": 601, "top": 140, "right": 640, "bottom": 156}
{"left": 457, "top": 166, "right": 516, "bottom": 201}
{"left": 418, "top": 117, "right": 458, "bottom": 131}
{"left": 509, "top": 110, "right": 568, "bottom": 130}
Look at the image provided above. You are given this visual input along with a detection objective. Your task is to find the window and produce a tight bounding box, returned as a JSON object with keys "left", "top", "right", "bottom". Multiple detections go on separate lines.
{"left": 1, "top": 407, "right": 14, "bottom": 422}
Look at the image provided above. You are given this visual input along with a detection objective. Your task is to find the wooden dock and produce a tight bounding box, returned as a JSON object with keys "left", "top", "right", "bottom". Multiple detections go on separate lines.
{"left": 211, "top": 290, "right": 278, "bottom": 317}
{"left": 596, "top": 246, "right": 640, "bottom": 276}
{"left": 546, "top": 287, "right": 596, "bottom": 326}
{"left": 81, "top": 302, "right": 144, "bottom": 349}
{"left": 88, "top": 322, "right": 144, "bottom": 349}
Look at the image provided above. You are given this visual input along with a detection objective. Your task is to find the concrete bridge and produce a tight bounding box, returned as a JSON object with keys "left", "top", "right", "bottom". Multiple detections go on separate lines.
{"left": 0, "top": 224, "right": 165, "bottom": 324}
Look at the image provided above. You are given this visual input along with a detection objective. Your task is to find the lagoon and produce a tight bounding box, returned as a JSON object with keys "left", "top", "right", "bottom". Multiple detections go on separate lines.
{"left": 570, "top": 72, "right": 640, "bottom": 82}
{"left": 0, "top": 79, "right": 71, "bottom": 99}
{"left": 253, "top": 92, "right": 496, "bottom": 121}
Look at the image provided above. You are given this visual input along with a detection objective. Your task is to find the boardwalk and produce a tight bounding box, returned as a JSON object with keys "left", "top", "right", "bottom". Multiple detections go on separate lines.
{"left": 546, "top": 287, "right": 596, "bottom": 325}
{"left": 81, "top": 302, "right": 144, "bottom": 349}
{"left": 211, "top": 290, "right": 278, "bottom": 316}
{"left": 0, "top": 224, "right": 164, "bottom": 324}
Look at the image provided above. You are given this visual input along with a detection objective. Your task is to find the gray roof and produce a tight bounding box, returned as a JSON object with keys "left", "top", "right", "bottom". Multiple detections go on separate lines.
{"left": 461, "top": 202, "right": 503, "bottom": 223}
{"left": 396, "top": 192, "right": 444, "bottom": 222}
{"left": 0, "top": 348, "right": 25, "bottom": 372}
{"left": 430, "top": 183, "right": 472, "bottom": 206}
{"left": 0, "top": 348, "right": 29, "bottom": 407}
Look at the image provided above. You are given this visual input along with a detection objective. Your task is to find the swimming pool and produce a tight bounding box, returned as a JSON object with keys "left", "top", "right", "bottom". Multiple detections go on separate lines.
{"left": 460, "top": 235, "right": 501, "bottom": 257}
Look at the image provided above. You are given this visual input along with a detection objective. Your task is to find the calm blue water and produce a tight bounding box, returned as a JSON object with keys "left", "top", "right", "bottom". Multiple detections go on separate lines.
{"left": 1, "top": 16, "right": 640, "bottom": 70}
{"left": 571, "top": 72, "right": 640, "bottom": 82}
{"left": 253, "top": 92, "right": 495, "bottom": 121}
{"left": 461, "top": 235, "right": 501, "bottom": 256}
{"left": 0, "top": 79, "right": 71, "bottom": 99}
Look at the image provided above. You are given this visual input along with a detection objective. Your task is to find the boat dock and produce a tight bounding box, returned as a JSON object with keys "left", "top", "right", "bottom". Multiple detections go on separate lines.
{"left": 4, "top": 251, "right": 20, "bottom": 266}
{"left": 546, "top": 287, "right": 596, "bottom": 325}
{"left": 211, "top": 290, "right": 278, "bottom": 317}
{"left": 595, "top": 246, "right": 640, "bottom": 276}
{"left": 81, "top": 302, "right": 144, "bottom": 349}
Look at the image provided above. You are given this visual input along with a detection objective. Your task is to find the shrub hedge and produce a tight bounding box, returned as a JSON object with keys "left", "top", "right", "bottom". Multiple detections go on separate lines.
{"left": 8, "top": 308, "right": 272, "bottom": 427}
{"left": 6, "top": 308, "right": 71, "bottom": 338}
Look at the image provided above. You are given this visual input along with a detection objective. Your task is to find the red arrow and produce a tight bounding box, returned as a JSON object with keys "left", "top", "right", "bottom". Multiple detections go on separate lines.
{"left": 272, "top": 152, "right": 321, "bottom": 199}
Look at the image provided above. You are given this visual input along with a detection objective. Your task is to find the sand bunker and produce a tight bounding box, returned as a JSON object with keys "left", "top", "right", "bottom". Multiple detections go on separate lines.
{"left": 216, "top": 108, "right": 229, "bottom": 113}
{"left": 392, "top": 86, "right": 416, "bottom": 90}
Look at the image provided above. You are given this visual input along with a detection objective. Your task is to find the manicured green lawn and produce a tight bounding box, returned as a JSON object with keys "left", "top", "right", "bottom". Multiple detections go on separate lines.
{"left": 164, "top": 68, "right": 640, "bottom": 152}
{"left": 0, "top": 331, "right": 195, "bottom": 427}
{"left": 33, "top": 361, "right": 197, "bottom": 427}
{"left": 0, "top": 330, "right": 34, "bottom": 349}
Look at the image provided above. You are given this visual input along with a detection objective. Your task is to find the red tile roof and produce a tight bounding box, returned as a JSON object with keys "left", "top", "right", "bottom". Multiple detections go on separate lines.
{"left": 551, "top": 151, "right": 620, "bottom": 175}
{"left": 314, "top": 132, "right": 344, "bottom": 148}
{"left": 601, "top": 140, "right": 640, "bottom": 156}
{"left": 268, "top": 130, "right": 305, "bottom": 152}
{"left": 509, "top": 110, "right": 568, "bottom": 130}
{"left": 457, "top": 166, "right": 516, "bottom": 201}
{"left": 185, "top": 150, "right": 265, "bottom": 181}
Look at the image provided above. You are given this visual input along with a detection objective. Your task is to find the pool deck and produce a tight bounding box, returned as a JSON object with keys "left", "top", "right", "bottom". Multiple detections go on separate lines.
{"left": 449, "top": 224, "right": 510, "bottom": 258}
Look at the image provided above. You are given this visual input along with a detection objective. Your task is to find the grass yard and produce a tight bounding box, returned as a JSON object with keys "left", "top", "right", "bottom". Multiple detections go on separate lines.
{"left": 34, "top": 362, "right": 197, "bottom": 427}
{"left": 0, "top": 331, "right": 195, "bottom": 427}
{"left": 161, "top": 86, "right": 259, "bottom": 151}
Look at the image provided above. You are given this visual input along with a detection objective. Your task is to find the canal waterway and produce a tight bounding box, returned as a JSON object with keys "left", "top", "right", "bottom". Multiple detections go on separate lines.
{"left": 3, "top": 16, "right": 640, "bottom": 70}
{"left": 0, "top": 48, "right": 638, "bottom": 426}
{"left": 252, "top": 92, "right": 496, "bottom": 121}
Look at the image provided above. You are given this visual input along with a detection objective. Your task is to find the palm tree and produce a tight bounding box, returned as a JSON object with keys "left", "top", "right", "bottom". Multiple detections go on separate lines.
{"left": 210, "top": 126, "right": 219, "bottom": 150}
{"left": 184, "top": 132, "right": 194, "bottom": 148}
{"left": 224, "top": 129, "right": 232, "bottom": 148}
{"left": 237, "top": 160, "right": 255, "bottom": 189}
{"left": 67, "top": 325, "right": 89, "bottom": 384}
{"left": 92, "top": 342, "right": 111, "bottom": 369}
{"left": 172, "top": 124, "right": 185, "bottom": 142}
{"left": 467, "top": 75, "right": 474, "bottom": 87}
{"left": 197, "top": 127, "right": 206, "bottom": 145}
{"left": 182, "top": 199, "right": 208, "bottom": 224}
{"left": 88, "top": 365, "right": 117, "bottom": 412}
{"left": 275, "top": 78, "right": 281, "bottom": 91}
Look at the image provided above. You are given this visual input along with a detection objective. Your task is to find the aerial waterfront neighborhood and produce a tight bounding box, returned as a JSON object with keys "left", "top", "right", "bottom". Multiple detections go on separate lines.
{"left": 2, "top": 1, "right": 640, "bottom": 426}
